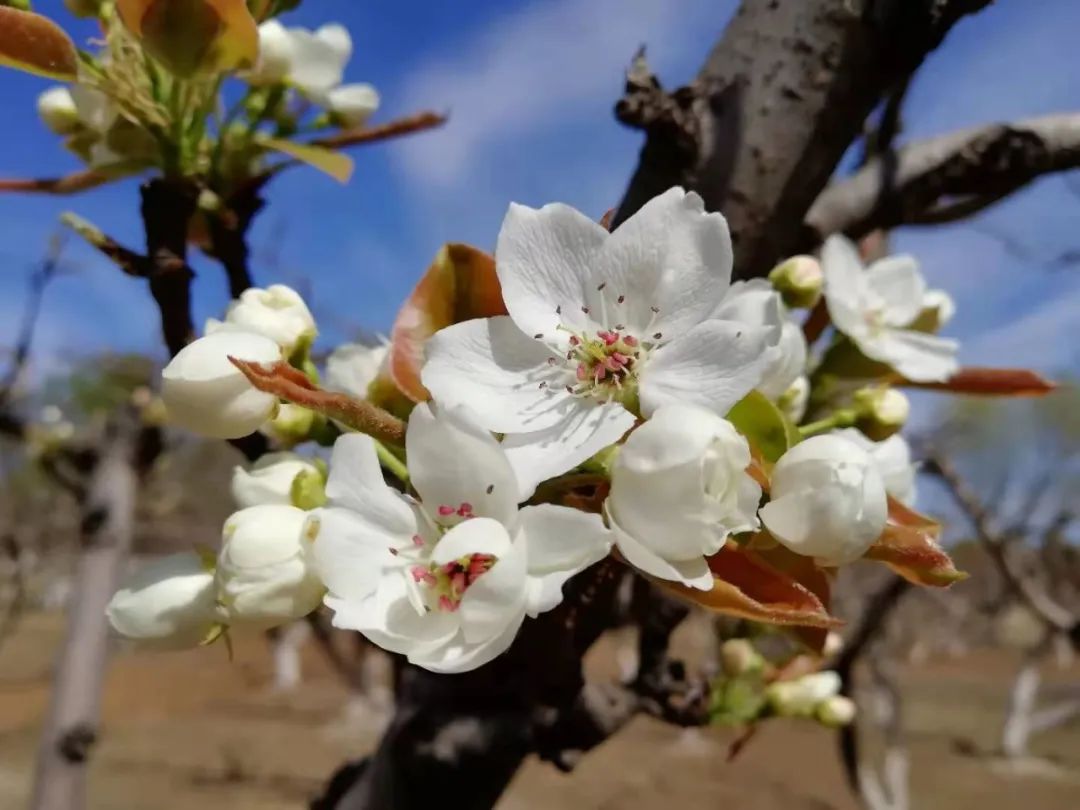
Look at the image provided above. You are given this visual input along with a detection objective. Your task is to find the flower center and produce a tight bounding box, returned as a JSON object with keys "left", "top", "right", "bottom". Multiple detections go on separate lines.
{"left": 410, "top": 553, "right": 497, "bottom": 612}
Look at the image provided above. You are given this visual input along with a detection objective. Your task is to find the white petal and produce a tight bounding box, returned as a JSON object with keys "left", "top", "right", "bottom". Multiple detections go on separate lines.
{"left": 865, "top": 255, "right": 926, "bottom": 326}
{"left": 515, "top": 504, "right": 611, "bottom": 575}
{"left": 316, "top": 23, "right": 353, "bottom": 65}
{"left": 593, "top": 188, "right": 733, "bottom": 336}
{"left": 329, "top": 574, "right": 456, "bottom": 656}
{"left": 406, "top": 403, "right": 520, "bottom": 523}
{"left": 639, "top": 319, "right": 775, "bottom": 417}
{"left": 289, "top": 26, "right": 348, "bottom": 94}
{"left": 821, "top": 235, "right": 871, "bottom": 337}
{"left": 107, "top": 553, "right": 219, "bottom": 648}
{"left": 456, "top": 527, "right": 527, "bottom": 644}
{"left": 431, "top": 517, "right": 514, "bottom": 564}
{"left": 865, "top": 328, "right": 959, "bottom": 382}
{"left": 422, "top": 316, "right": 573, "bottom": 433}
{"left": 308, "top": 506, "right": 411, "bottom": 602}
{"left": 495, "top": 201, "right": 606, "bottom": 338}
{"left": 409, "top": 604, "right": 526, "bottom": 674}
{"left": 525, "top": 570, "right": 577, "bottom": 617}
{"left": 326, "top": 83, "right": 380, "bottom": 126}
{"left": 501, "top": 401, "right": 636, "bottom": 498}
{"left": 324, "top": 433, "right": 418, "bottom": 531}
{"left": 609, "top": 512, "right": 714, "bottom": 590}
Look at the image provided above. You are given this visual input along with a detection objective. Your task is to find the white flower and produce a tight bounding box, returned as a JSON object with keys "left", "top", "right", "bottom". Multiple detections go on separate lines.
{"left": 325, "top": 341, "right": 389, "bottom": 398}
{"left": 606, "top": 405, "right": 760, "bottom": 589}
{"left": 209, "top": 284, "right": 316, "bottom": 354}
{"left": 422, "top": 188, "right": 777, "bottom": 496}
{"left": 779, "top": 376, "right": 809, "bottom": 423}
{"left": 759, "top": 435, "right": 887, "bottom": 565}
{"left": 106, "top": 553, "right": 222, "bottom": 649}
{"left": 161, "top": 331, "right": 281, "bottom": 439}
{"left": 712, "top": 279, "right": 807, "bottom": 400}
{"left": 822, "top": 235, "right": 958, "bottom": 382}
{"left": 835, "top": 428, "right": 917, "bottom": 506}
{"left": 217, "top": 505, "right": 325, "bottom": 627}
{"left": 766, "top": 670, "right": 842, "bottom": 716}
{"left": 248, "top": 19, "right": 294, "bottom": 84}
{"left": 817, "top": 695, "right": 857, "bottom": 727}
{"left": 308, "top": 403, "right": 612, "bottom": 673}
{"left": 37, "top": 86, "right": 80, "bottom": 135}
{"left": 232, "top": 452, "right": 321, "bottom": 508}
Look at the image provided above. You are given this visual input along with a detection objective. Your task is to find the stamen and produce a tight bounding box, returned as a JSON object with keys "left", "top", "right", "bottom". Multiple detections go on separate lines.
{"left": 533, "top": 333, "right": 543, "bottom": 339}
{"left": 412, "top": 534, "right": 424, "bottom": 547}
{"left": 623, "top": 335, "right": 639, "bottom": 347}
{"left": 653, "top": 332, "right": 663, "bottom": 340}
{"left": 437, "top": 505, "right": 456, "bottom": 517}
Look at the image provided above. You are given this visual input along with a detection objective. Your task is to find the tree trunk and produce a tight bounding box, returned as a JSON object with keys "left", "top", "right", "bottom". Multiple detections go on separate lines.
{"left": 1002, "top": 652, "right": 1041, "bottom": 759}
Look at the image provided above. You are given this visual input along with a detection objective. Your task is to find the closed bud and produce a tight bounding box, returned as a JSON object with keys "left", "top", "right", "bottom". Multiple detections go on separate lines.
{"left": 290, "top": 466, "right": 328, "bottom": 510}
{"left": 261, "top": 403, "right": 317, "bottom": 447}
{"left": 720, "top": 638, "right": 764, "bottom": 677}
{"left": 816, "top": 695, "right": 857, "bottom": 727}
{"left": 217, "top": 504, "right": 324, "bottom": 627}
{"left": 769, "top": 255, "right": 823, "bottom": 309}
{"left": 210, "top": 284, "right": 316, "bottom": 354}
{"left": 766, "top": 671, "right": 841, "bottom": 717}
{"left": 778, "top": 375, "right": 809, "bottom": 424}
{"left": 231, "top": 451, "right": 321, "bottom": 508}
{"left": 325, "top": 83, "right": 380, "bottom": 128}
{"left": 853, "top": 387, "right": 909, "bottom": 440}
{"left": 37, "top": 86, "right": 80, "bottom": 135}
{"left": 106, "top": 552, "right": 223, "bottom": 649}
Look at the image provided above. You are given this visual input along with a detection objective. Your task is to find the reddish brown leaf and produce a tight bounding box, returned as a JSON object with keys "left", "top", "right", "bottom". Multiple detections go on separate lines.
{"left": 753, "top": 543, "right": 835, "bottom": 652}
{"left": 230, "top": 358, "right": 406, "bottom": 445}
{"left": 656, "top": 545, "right": 841, "bottom": 630}
{"left": 864, "top": 496, "right": 967, "bottom": 587}
{"left": 389, "top": 243, "right": 506, "bottom": 402}
{"left": 897, "top": 367, "right": 1056, "bottom": 397}
{"left": 0, "top": 7, "right": 78, "bottom": 80}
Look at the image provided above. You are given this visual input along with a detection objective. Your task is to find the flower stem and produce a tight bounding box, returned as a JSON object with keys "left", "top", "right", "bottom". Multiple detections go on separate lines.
{"left": 797, "top": 408, "right": 857, "bottom": 439}
{"left": 374, "top": 440, "right": 409, "bottom": 484}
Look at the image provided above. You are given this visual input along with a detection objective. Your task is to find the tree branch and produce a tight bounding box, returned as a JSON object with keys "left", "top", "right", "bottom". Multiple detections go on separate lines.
{"left": 807, "top": 113, "right": 1080, "bottom": 238}
{"left": 140, "top": 180, "right": 198, "bottom": 357}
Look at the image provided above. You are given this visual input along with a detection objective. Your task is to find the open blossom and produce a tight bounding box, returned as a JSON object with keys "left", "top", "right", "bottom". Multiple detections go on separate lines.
{"left": 835, "top": 428, "right": 917, "bottom": 506}
{"left": 760, "top": 435, "right": 887, "bottom": 566}
{"left": 248, "top": 20, "right": 380, "bottom": 126}
{"left": 207, "top": 284, "right": 316, "bottom": 354}
{"left": 325, "top": 341, "right": 389, "bottom": 399}
{"left": 107, "top": 552, "right": 223, "bottom": 649}
{"left": 161, "top": 330, "right": 281, "bottom": 439}
{"left": 307, "top": 403, "right": 612, "bottom": 673}
{"left": 822, "top": 235, "right": 958, "bottom": 382}
{"left": 607, "top": 404, "right": 760, "bottom": 589}
{"left": 423, "top": 188, "right": 777, "bottom": 496}
{"left": 232, "top": 452, "right": 322, "bottom": 508}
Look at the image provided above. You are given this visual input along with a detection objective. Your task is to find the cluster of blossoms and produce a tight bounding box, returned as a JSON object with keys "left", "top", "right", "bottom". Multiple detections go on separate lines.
{"left": 108, "top": 186, "right": 959, "bottom": 674}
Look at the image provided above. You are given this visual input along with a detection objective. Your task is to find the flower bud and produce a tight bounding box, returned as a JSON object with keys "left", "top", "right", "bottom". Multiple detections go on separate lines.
{"left": 766, "top": 670, "right": 841, "bottom": 717}
{"left": 325, "top": 341, "right": 388, "bottom": 399}
{"left": 261, "top": 403, "right": 317, "bottom": 447}
{"left": 231, "top": 451, "right": 321, "bottom": 508}
{"left": 161, "top": 330, "right": 281, "bottom": 439}
{"left": 816, "top": 695, "right": 857, "bottom": 727}
{"left": 760, "top": 435, "right": 888, "bottom": 566}
{"left": 325, "top": 83, "right": 380, "bottom": 128}
{"left": 37, "top": 86, "right": 80, "bottom": 135}
{"left": 106, "top": 552, "right": 223, "bottom": 649}
{"left": 217, "top": 504, "right": 324, "bottom": 627}
{"left": 769, "top": 255, "right": 823, "bottom": 309}
{"left": 720, "top": 638, "right": 764, "bottom": 677}
{"left": 778, "top": 375, "right": 809, "bottom": 424}
{"left": 853, "top": 387, "right": 909, "bottom": 440}
{"left": 211, "top": 284, "right": 316, "bottom": 354}
{"left": 607, "top": 405, "right": 760, "bottom": 590}
{"left": 290, "top": 466, "right": 328, "bottom": 510}
{"left": 834, "top": 429, "right": 917, "bottom": 507}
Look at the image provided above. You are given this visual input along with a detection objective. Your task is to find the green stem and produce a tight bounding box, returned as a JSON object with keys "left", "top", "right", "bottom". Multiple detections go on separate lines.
{"left": 374, "top": 440, "right": 409, "bottom": 484}
{"left": 797, "top": 409, "right": 857, "bottom": 439}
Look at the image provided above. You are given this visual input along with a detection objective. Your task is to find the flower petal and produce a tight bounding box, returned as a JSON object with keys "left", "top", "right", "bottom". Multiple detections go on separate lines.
{"left": 431, "top": 516, "right": 514, "bottom": 564}
{"left": 866, "top": 328, "right": 959, "bottom": 382}
{"left": 410, "top": 604, "right": 526, "bottom": 674}
{"left": 406, "top": 403, "right": 520, "bottom": 523}
{"left": 456, "top": 528, "right": 527, "bottom": 644}
{"left": 593, "top": 188, "right": 733, "bottom": 336}
{"left": 495, "top": 201, "right": 606, "bottom": 338}
{"left": 822, "top": 235, "right": 870, "bottom": 338}
{"left": 610, "top": 511, "right": 713, "bottom": 590}
{"left": 308, "top": 506, "right": 411, "bottom": 603}
{"left": 422, "top": 316, "right": 573, "bottom": 433}
{"left": 324, "top": 433, "right": 418, "bottom": 530}
{"left": 289, "top": 25, "right": 348, "bottom": 94}
{"left": 501, "top": 401, "right": 636, "bottom": 498}
{"left": 515, "top": 504, "right": 611, "bottom": 575}
{"left": 328, "top": 574, "right": 456, "bottom": 656}
{"left": 639, "top": 319, "right": 775, "bottom": 417}
{"left": 865, "top": 255, "right": 926, "bottom": 326}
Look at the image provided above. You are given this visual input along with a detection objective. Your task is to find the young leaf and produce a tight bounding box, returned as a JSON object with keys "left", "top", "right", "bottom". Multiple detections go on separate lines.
{"left": 895, "top": 367, "right": 1056, "bottom": 397}
{"left": 0, "top": 7, "right": 78, "bottom": 81}
{"left": 726, "top": 390, "right": 799, "bottom": 465}
{"left": 261, "top": 137, "right": 355, "bottom": 183}
{"left": 863, "top": 496, "right": 967, "bottom": 586}
{"left": 389, "top": 243, "right": 507, "bottom": 402}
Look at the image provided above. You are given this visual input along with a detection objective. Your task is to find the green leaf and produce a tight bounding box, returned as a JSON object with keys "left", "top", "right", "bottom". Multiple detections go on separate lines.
{"left": 260, "top": 136, "right": 354, "bottom": 183}
{"left": 726, "top": 390, "right": 799, "bottom": 464}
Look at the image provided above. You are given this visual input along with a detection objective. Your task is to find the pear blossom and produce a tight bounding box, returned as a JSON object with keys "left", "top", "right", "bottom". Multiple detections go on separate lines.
{"left": 106, "top": 552, "right": 222, "bottom": 649}
{"left": 835, "top": 429, "right": 917, "bottom": 506}
{"left": 766, "top": 670, "right": 842, "bottom": 716}
{"left": 759, "top": 434, "right": 887, "bottom": 566}
{"left": 422, "top": 188, "right": 777, "bottom": 496}
{"left": 712, "top": 279, "right": 808, "bottom": 400}
{"left": 161, "top": 330, "right": 281, "bottom": 439}
{"left": 325, "top": 341, "right": 389, "bottom": 399}
{"left": 207, "top": 284, "right": 316, "bottom": 354}
{"left": 821, "top": 235, "right": 958, "bottom": 382}
{"left": 217, "top": 504, "right": 325, "bottom": 626}
{"left": 606, "top": 404, "right": 760, "bottom": 589}
{"left": 232, "top": 452, "right": 322, "bottom": 508}
{"left": 307, "top": 403, "right": 612, "bottom": 673}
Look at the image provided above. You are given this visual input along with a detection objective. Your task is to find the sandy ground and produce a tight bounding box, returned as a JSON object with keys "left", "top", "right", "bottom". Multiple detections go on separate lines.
{"left": 1, "top": 612, "right": 1079, "bottom": 809}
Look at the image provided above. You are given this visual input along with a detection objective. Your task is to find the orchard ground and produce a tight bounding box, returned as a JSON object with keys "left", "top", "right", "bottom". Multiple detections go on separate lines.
{"left": 1, "top": 611, "right": 1078, "bottom": 810}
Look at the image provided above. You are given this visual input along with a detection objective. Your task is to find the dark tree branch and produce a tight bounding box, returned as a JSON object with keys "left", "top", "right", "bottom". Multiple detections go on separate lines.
{"left": 141, "top": 180, "right": 198, "bottom": 358}
{"left": 205, "top": 186, "right": 266, "bottom": 299}
{"left": 807, "top": 113, "right": 1080, "bottom": 238}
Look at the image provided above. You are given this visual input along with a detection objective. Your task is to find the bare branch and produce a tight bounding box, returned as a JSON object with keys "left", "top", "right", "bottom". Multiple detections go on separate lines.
{"left": 310, "top": 110, "right": 448, "bottom": 151}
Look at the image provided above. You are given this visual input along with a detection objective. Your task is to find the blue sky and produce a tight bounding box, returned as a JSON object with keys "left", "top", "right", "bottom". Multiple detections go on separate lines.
{"left": 2, "top": 0, "right": 1079, "bottom": 408}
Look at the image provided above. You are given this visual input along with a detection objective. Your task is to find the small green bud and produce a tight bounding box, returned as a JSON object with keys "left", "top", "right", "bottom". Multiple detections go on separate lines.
{"left": 290, "top": 467, "right": 328, "bottom": 510}
{"left": 853, "top": 387, "right": 909, "bottom": 440}
{"left": 769, "top": 255, "right": 823, "bottom": 309}
{"left": 720, "top": 639, "right": 765, "bottom": 677}
{"left": 263, "top": 403, "right": 315, "bottom": 447}
{"left": 815, "top": 695, "right": 856, "bottom": 727}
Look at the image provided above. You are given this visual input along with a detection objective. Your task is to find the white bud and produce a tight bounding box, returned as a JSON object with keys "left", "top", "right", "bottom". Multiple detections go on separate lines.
{"left": 106, "top": 553, "right": 222, "bottom": 649}
{"left": 325, "top": 83, "right": 380, "bottom": 127}
{"left": 37, "top": 86, "right": 81, "bottom": 135}
{"left": 325, "top": 341, "right": 389, "bottom": 399}
{"left": 769, "top": 255, "right": 823, "bottom": 309}
{"left": 853, "top": 387, "right": 910, "bottom": 440}
{"left": 760, "top": 435, "right": 888, "bottom": 565}
{"left": 778, "top": 375, "right": 809, "bottom": 423}
{"left": 217, "top": 505, "right": 324, "bottom": 627}
{"left": 213, "top": 285, "right": 316, "bottom": 354}
{"left": 247, "top": 19, "right": 295, "bottom": 85}
{"left": 231, "top": 452, "right": 321, "bottom": 508}
{"left": 834, "top": 429, "right": 917, "bottom": 506}
{"left": 607, "top": 405, "right": 760, "bottom": 590}
{"left": 816, "top": 695, "right": 857, "bottom": 727}
{"left": 720, "top": 638, "right": 764, "bottom": 676}
{"left": 161, "top": 331, "right": 281, "bottom": 439}
{"left": 766, "top": 670, "right": 842, "bottom": 717}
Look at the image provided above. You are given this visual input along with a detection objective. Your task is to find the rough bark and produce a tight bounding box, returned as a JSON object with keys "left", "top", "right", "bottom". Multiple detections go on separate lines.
{"left": 614, "top": 0, "right": 991, "bottom": 278}
{"left": 141, "top": 180, "right": 198, "bottom": 357}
